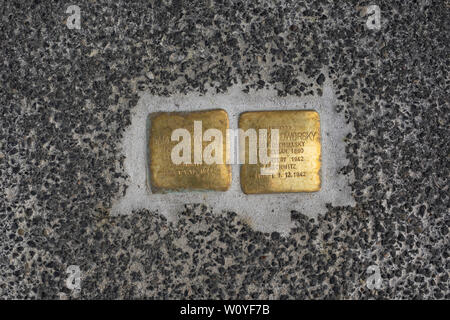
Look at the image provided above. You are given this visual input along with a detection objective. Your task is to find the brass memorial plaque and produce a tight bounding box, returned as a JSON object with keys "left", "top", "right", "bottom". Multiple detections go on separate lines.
{"left": 239, "top": 110, "right": 321, "bottom": 194}
{"left": 148, "top": 110, "right": 231, "bottom": 193}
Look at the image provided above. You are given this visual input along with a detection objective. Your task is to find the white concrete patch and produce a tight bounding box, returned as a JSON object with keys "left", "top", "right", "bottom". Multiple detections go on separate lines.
{"left": 112, "top": 81, "right": 355, "bottom": 234}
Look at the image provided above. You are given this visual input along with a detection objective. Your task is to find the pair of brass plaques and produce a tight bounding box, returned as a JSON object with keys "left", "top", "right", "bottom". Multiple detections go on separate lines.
{"left": 148, "top": 110, "right": 321, "bottom": 194}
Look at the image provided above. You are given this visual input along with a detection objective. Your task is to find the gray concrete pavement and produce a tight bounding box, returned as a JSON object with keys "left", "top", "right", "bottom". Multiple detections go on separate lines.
{"left": 0, "top": 0, "right": 448, "bottom": 299}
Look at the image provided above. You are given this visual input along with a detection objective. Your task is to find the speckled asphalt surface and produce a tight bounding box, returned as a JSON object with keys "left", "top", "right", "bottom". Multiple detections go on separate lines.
{"left": 1, "top": 0, "right": 448, "bottom": 299}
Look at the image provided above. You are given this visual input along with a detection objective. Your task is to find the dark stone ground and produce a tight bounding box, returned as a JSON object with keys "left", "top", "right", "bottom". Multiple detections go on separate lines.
{"left": 0, "top": 0, "right": 448, "bottom": 299}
